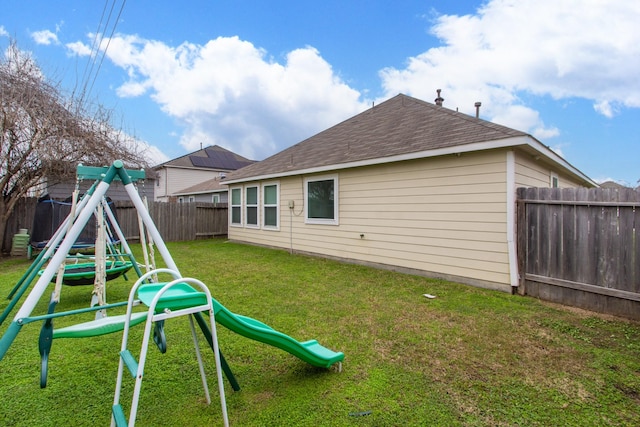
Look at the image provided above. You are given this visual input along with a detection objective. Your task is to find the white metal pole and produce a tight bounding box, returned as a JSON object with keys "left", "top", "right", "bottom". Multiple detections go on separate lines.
{"left": 13, "top": 181, "right": 111, "bottom": 320}
{"left": 123, "top": 183, "right": 180, "bottom": 274}
{"left": 102, "top": 198, "right": 133, "bottom": 256}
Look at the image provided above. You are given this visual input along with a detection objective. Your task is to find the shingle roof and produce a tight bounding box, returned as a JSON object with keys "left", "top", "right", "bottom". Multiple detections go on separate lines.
{"left": 225, "top": 93, "right": 528, "bottom": 181}
{"left": 174, "top": 176, "right": 227, "bottom": 195}
{"left": 155, "top": 145, "right": 255, "bottom": 171}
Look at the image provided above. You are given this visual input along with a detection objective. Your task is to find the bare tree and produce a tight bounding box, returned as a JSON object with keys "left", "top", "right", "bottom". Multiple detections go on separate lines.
{"left": 0, "top": 41, "right": 149, "bottom": 252}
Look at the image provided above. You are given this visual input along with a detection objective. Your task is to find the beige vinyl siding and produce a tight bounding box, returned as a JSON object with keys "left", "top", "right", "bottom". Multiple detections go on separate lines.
{"left": 191, "top": 193, "right": 227, "bottom": 203}
{"left": 515, "top": 152, "right": 552, "bottom": 187}
{"left": 157, "top": 167, "right": 224, "bottom": 201}
{"left": 515, "top": 151, "right": 584, "bottom": 188}
{"left": 229, "top": 150, "right": 512, "bottom": 289}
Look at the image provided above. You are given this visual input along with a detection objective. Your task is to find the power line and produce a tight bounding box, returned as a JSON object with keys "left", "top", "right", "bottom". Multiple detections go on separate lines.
{"left": 78, "top": 0, "right": 110, "bottom": 101}
{"left": 78, "top": 0, "right": 127, "bottom": 104}
{"left": 86, "top": 0, "right": 127, "bottom": 100}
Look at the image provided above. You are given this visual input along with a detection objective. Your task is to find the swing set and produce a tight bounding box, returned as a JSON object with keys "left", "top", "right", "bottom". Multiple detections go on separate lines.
{"left": 0, "top": 161, "right": 230, "bottom": 426}
{"left": 0, "top": 161, "right": 344, "bottom": 427}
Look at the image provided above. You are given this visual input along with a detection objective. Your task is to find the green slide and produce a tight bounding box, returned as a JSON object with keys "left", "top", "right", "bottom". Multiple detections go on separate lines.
{"left": 211, "top": 298, "right": 344, "bottom": 369}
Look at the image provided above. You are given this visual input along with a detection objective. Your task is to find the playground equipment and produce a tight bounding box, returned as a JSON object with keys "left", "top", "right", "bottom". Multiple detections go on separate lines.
{"left": 113, "top": 269, "right": 228, "bottom": 427}
{"left": 0, "top": 161, "right": 344, "bottom": 427}
{"left": 41, "top": 260, "right": 134, "bottom": 286}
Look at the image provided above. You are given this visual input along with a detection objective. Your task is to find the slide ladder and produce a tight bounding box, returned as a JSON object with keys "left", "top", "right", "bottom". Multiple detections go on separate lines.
{"left": 111, "top": 269, "right": 229, "bottom": 427}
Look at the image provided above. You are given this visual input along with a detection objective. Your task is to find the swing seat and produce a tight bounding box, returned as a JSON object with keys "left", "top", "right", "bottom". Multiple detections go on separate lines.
{"left": 52, "top": 312, "right": 149, "bottom": 339}
{"left": 39, "top": 261, "right": 134, "bottom": 286}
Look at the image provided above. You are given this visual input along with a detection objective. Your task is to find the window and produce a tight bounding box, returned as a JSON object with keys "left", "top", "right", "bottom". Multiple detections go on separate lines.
{"left": 263, "top": 183, "right": 279, "bottom": 229}
{"left": 245, "top": 185, "right": 259, "bottom": 227}
{"left": 188, "top": 196, "right": 195, "bottom": 203}
{"left": 230, "top": 187, "right": 242, "bottom": 226}
{"left": 305, "top": 175, "right": 338, "bottom": 225}
{"left": 178, "top": 197, "right": 184, "bottom": 203}
{"left": 211, "top": 194, "right": 220, "bottom": 204}
{"left": 550, "top": 172, "right": 559, "bottom": 188}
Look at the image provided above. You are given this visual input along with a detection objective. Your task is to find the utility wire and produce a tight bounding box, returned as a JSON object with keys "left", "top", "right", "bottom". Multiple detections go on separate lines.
{"left": 86, "top": 0, "right": 127, "bottom": 100}
{"left": 78, "top": 0, "right": 109, "bottom": 102}
{"left": 78, "top": 0, "right": 127, "bottom": 104}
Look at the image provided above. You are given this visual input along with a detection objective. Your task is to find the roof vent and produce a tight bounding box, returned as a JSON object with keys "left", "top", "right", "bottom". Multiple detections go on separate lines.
{"left": 434, "top": 89, "right": 444, "bottom": 106}
{"left": 474, "top": 102, "right": 482, "bottom": 118}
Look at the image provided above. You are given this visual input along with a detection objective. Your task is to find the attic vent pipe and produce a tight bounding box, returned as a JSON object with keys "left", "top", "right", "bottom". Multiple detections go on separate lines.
{"left": 474, "top": 102, "right": 482, "bottom": 118}
{"left": 434, "top": 89, "right": 444, "bottom": 106}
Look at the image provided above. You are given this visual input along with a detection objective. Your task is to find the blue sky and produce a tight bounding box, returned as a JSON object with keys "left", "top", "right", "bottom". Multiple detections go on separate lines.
{"left": 2, "top": 0, "right": 639, "bottom": 185}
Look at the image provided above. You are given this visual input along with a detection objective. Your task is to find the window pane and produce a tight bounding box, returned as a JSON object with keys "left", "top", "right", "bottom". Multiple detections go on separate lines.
{"left": 308, "top": 180, "right": 334, "bottom": 219}
{"left": 246, "top": 206, "right": 258, "bottom": 225}
{"left": 246, "top": 187, "right": 257, "bottom": 204}
{"left": 231, "top": 188, "right": 241, "bottom": 205}
{"left": 264, "top": 185, "right": 277, "bottom": 204}
{"left": 264, "top": 206, "right": 277, "bottom": 226}
{"left": 231, "top": 206, "right": 241, "bottom": 224}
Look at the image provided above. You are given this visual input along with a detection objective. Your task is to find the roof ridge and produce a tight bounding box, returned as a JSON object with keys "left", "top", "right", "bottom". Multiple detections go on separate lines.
{"left": 396, "top": 93, "right": 527, "bottom": 138}
{"left": 225, "top": 93, "right": 536, "bottom": 182}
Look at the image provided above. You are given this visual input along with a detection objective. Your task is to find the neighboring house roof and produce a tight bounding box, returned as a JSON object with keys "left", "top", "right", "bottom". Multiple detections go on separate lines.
{"left": 154, "top": 145, "right": 255, "bottom": 171}
{"left": 225, "top": 94, "right": 595, "bottom": 186}
{"left": 174, "top": 177, "right": 228, "bottom": 196}
{"left": 598, "top": 180, "right": 635, "bottom": 190}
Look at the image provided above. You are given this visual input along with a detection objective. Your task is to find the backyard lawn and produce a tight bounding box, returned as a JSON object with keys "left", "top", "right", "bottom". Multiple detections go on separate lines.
{"left": 1, "top": 238, "right": 639, "bottom": 426}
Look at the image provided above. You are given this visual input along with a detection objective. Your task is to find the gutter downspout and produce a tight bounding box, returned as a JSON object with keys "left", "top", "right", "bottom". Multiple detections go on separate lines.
{"left": 506, "top": 151, "right": 519, "bottom": 291}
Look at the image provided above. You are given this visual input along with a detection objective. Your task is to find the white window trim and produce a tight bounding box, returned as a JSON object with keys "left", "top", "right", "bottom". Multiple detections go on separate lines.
{"left": 550, "top": 172, "right": 559, "bottom": 188}
{"left": 245, "top": 185, "right": 260, "bottom": 229}
{"left": 262, "top": 181, "right": 280, "bottom": 230}
{"left": 212, "top": 194, "right": 220, "bottom": 204}
{"left": 304, "top": 174, "right": 339, "bottom": 225}
{"left": 230, "top": 187, "right": 243, "bottom": 227}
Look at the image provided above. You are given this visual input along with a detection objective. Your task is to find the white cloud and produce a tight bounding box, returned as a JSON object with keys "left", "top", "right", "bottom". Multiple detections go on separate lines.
{"left": 131, "top": 139, "right": 169, "bottom": 165}
{"left": 65, "top": 41, "right": 92, "bottom": 57}
{"left": 58, "top": 0, "right": 638, "bottom": 166}
{"left": 0, "top": 26, "right": 8, "bottom": 37}
{"left": 593, "top": 100, "right": 619, "bottom": 118}
{"left": 380, "top": 0, "right": 640, "bottom": 135}
{"left": 93, "top": 34, "right": 367, "bottom": 159}
{"left": 31, "top": 30, "right": 59, "bottom": 46}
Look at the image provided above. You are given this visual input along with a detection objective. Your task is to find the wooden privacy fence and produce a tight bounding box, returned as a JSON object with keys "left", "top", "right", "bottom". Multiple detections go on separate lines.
{"left": 517, "top": 187, "right": 640, "bottom": 319}
{"left": 2, "top": 199, "right": 228, "bottom": 253}
{"left": 112, "top": 201, "right": 228, "bottom": 242}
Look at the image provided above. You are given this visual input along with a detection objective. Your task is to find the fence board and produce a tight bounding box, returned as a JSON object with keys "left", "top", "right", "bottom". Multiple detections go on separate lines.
{"left": 519, "top": 187, "right": 640, "bottom": 319}
{"left": 2, "top": 199, "right": 229, "bottom": 253}
{"left": 560, "top": 187, "right": 577, "bottom": 282}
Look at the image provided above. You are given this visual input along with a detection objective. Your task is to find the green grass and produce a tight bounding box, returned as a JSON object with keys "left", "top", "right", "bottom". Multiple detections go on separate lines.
{"left": 1, "top": 238, "right": 640, "bottom": 426}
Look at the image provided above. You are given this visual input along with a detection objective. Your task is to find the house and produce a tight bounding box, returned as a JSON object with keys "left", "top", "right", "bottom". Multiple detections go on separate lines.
{"left": 223, "top": 93, "right": 596, "bottom": 292}
{"left": 154, "top": 145, "right": 254, "bottom": 202}
{"left": 44, "top": 166, "right": 156, "bottom": 202}
{"left": 173, "top": 176, "right": 228, "bottom": 204}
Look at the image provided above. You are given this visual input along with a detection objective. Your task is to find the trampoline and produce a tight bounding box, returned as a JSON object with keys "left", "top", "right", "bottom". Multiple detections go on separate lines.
{"left": 30, "top": 194, "right": 119, "bottom": 251}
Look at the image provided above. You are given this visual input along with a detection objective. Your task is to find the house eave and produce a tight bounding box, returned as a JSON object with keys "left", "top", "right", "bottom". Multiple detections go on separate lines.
{"left": 224, "top": 135, "right": 596, "bottom": 186}
{"left": 154, "top": 164, "right": 234, "bottom": 173}
{"left": 173, "top": 188, "right": 227, "bottom": 197}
